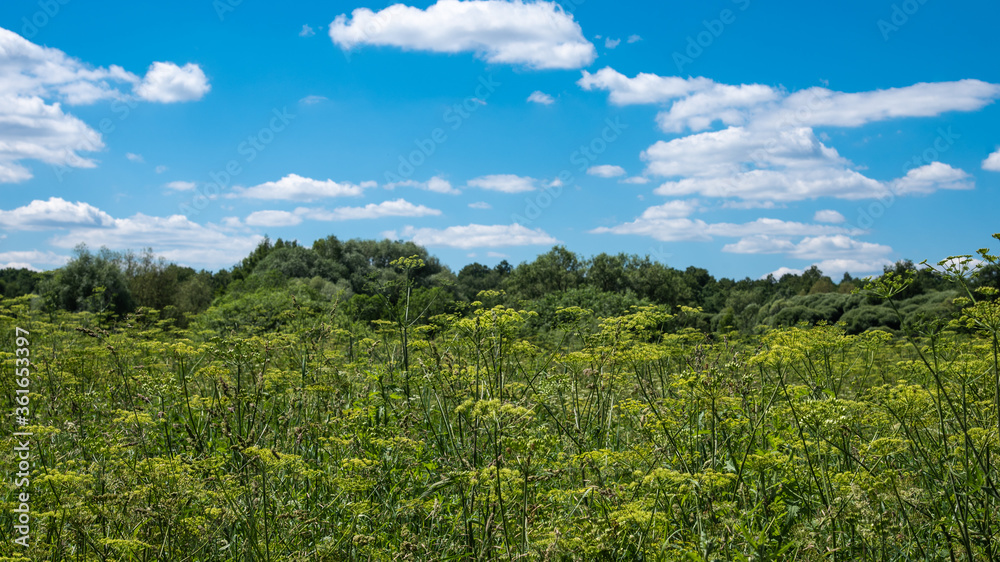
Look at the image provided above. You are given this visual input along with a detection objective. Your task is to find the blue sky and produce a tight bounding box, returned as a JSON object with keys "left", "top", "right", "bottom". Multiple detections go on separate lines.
{"left": 1, "top": 0, "right": 998, "bottom": 280}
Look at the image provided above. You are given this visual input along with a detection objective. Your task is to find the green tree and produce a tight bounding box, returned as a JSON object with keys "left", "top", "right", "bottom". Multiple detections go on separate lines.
{"left": 42, "top": 244, "right": 134, "bottom": 315}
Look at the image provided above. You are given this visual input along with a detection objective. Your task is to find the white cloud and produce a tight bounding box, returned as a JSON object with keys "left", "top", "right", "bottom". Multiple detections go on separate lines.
{"left": 587, "top": 164, "right": 626, "bottom": 178}
{"left": 232, "top": 174, "right": 374, "bottom": 201}
{"left": 627, "top": 34, "right": 642, "bottom": 43}
{"left": 982, "top": 148, "right": 1000, "bottom": 172}
{"left": 719, "top": 200, "right": 781, "bottom": 210}
{"left": 578, "top": 67, "right": 712, "bottom": 105}
{"left": 0, "top": 27, "right": 137, "bottom": 105}
{"left": 582, "top": 67, "right": 997, "bottom": 202}
{"left": 762, "top": 266, "right": 803, "bottom": 279}
{"left": 329, "top": 0, "right": 596, "bottom": 70}
{"left": 592, "top": 201, "right": 853, "bottom": 243}
{"left": 643, "top": 126, "right": 975, "bottom": 202}
{"left": 722, "top": 234, "right": 891, "bottom": 262}
{"left": 527, "top": 90, "right": 555, "bottom": 105}
{"left": 582, "top": 67, "right": 999, "bottom": 131}
{"left": 155, "top": 165, "right": 168, "bottom": 173}
{"left": 813, "top": 209, "right": 845, "bottom": 223}
{"left": 245, "top": 210, "right": 302, "bottom": 227}
{"left": 755, "top": 81, "right": 1000, "bottom": 130}
{"left": 384, "top": 175, "right": 459, "bottom": 194}
{"left": 299, "top": 24, "right": 316, "bottom": 37}
{"left": 762, "top": 258, "right": 892, "bottom": 280}
{"left": 0, "top": 250, "right": 69, "bottom": 271}
{"left": 621, "top": 176, "right": 650, "bottom": 184}
{"left": 467, "top": 174, "right": 537, "bottom": 193}
{"left": 165, "top": 180, "right": 197, "bottom": 191}
{"left": 722, "top": 235, "right": 796, "bottom": 255}
{"left": 48, "top": 213, "right": 263, "bottom": 269}
{"left": 0, "top": 29, "right": 209, "bottom": 182}
{"left": 605, "top": 37, "right": 620, "bottom": 49}
{"left": 469, "top": 201, "right": 492, "bottom": 209}
{"left": 125, "top": 152, "right": 144, "bottom": 163}
{"left": 487, "top": 251, "right": 509, "bottom": 258}
{"left": 812, "top": 258, "right": 892, "bottom": 275}
{"left": 0, "top": 94, "right": 103, "bottom": 182}
{"left": 135, "top": 62, "right": 210, "bottom": 103}
{"left": 303, "top": 199, "right": 441, "bottom": 220}
{"left": 299, "top": 95, "right": 328, "bottom": 105}
{"left": 655, "top": 83, "right": 782, "bottom": 133}
{"left": 787, "top": 235, "right": 892, "bottom": 261}
{"left": 890, "top": 162, "right": 972, "bottom": 195}
{"left": 385, "top": 223, "right": 557, "bottom": 248}
{"left": 0, "top": 197, "right": 114, "bottom": 230}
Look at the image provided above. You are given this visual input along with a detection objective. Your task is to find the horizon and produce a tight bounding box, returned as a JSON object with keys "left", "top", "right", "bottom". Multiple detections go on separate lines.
{"left": 1, "top": 0, "right": 998, "bottom": 280}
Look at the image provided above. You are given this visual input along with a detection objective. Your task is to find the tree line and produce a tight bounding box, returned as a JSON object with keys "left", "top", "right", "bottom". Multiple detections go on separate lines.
{"left": 1, "top": 235, "right": 995, "bottom": 334}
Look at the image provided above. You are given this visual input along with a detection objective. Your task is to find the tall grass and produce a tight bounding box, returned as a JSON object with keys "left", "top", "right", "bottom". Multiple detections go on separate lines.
{"left": 0, "top": 252, "right": 998, "bottom": 560}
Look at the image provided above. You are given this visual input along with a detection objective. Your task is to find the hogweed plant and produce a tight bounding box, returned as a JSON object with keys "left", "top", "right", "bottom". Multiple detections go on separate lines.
{"left": 0, "top": 237, "right": 998, "bottom": 559}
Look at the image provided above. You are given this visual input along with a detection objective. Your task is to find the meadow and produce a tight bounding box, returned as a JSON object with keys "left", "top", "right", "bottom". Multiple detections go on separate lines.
{"left": 1, "top": 243, "right": 999, "bottom": 561}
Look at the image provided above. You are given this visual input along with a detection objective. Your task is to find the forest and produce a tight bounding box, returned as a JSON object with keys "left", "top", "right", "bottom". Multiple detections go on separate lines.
{"left": 0, "top": 234, "right": 998, "bottom": 560}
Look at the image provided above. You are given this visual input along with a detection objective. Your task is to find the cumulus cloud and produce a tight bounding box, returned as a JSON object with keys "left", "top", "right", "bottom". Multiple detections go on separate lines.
{"left": 0, "top": 95, "right": 103, "bottom": 181}
{"left": 587, "top": 164, "right": 626, "bottom": 178}
{"left": 467, "top": 174, "right": 537, "bottom": 193}
{"left": 582, "top": 67, "right": 999, "bottom": 131}
{"left": 329, "top": 0, "right": 596, "bottom": 70}
{"left": 762, "top": 266, "right": 803, "bottom": 279}
{"left": 245, "top": 210, "right": 302, "bottom": 227}
{"left": 621, "top": 176, "right": 650, "bottom": 184}
{"left": 384, "top": 223, "right": 557, "bottom": 248}
{"left": 605, "top": 38, "right": 620, "bottom": 49}
{"left": 890, "top": 162, "right": 972, "bottom": 195}
{"left": 232, "top": 174, "right": 374, "bottom": 201}
{"left": 527, "top": 90, "right": 555, "bottom": 105}
{"left": 245, "top": 199, "right": 441, "bottom": 226}
{"left": 302, "top": 199, "right": 441, "bottom": 220}
{"left": 813, "top": 209, "right": 845, "bottom": 223}
{"left": 0, "top": 250, "right": 69, "bottom": 271}
{"left": 469, "top": 201, "right": 492, "bottom": 209}
{"left": 983, "top": 148, "right": 1000, "bottom": 172}
{"left": 47, "top": 212, "right": 263, "bottom": 269}
{"left": 135, "top": 62, "right": 210, "bottom": 103}
{"left": 125, "top": 152, "right": 144, "bottom": 163}
{"left": 627, "top": 34, "right": 642, "bottom": 43}
{"left": 722, "top": 234, "right": 892, "bottom": 263}
{"left": 299, "top": 24, "right": 316, "bottom": 37}
{"left": 165, "top": 180, "right": 197, "bottom": 191}
{"left": 384, "top": 175, "right": 459, "bottom": 194}
{"left": 581, "top": 67, "right": 997, "bottom": 203}
{"left": 0, "top": 28, "right": 209, "bottom": 182}
{"left": 642, "top": 127, "right": 975, "bottom": 202}
{"left": 591, "top": 200, "right": 854, "bottom": 243}
{"left": 0, "top": 197, "right": 113, "bottom": 230}
{"left": 578, "top": 67, "right": 712, "bottom": 105}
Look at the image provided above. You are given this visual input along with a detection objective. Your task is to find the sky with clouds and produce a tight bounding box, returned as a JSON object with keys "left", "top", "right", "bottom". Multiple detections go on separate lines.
{"left": 0, "top": 0, "right": 998, "bottom": 279}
